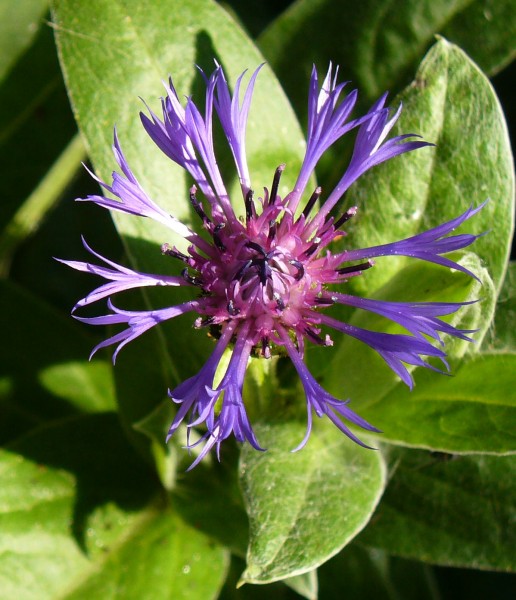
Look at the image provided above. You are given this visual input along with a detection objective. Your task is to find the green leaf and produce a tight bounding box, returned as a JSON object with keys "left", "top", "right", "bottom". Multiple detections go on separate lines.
{"left": 171, "top": 458, "right": 250, "bottom": 558}
{"left": 358, "top": 447, "right": 516, "bottom": 571}
{"left": 312, "top": 40, "right": 513, "bottom": 457}
{"left": 319, "top": 255, "right": 508, "bottom": 455}
{"left": 259, "top": 0, "right": 516, "bottom": 120}
{"left": 483, "top": 261, "right": 516, "bottom": 352}
{"left": 0, "top": 19, "right": 79, "bottom": 233}
{"left": 52, "top": 0, "right": 308, "bottom": 438}
{"left": 346, "top": 38, "right": 514, "bottom": 297}
{"left": 239, "top": 421, "right": 386, "bottom": 584}
{"left": 52, "top": 0, "right": 305, "bottom": 268}
{"left": 136, "top": 401, "right": 251, "bottom": 555}
{"left": 0, "top": 280, "right": 115, "bottom": 444}
{"left": 359, "top": 352, "right": 516, "bottom": 455}
{"left": 0, "top": 0, "right": 48, "bottom": 83}
{"left": 1, "top": 414, "right": 229, "bottom": 600}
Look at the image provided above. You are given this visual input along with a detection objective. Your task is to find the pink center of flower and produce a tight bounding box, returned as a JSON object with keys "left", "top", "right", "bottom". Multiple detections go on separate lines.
{"left": 162, "top": 168, "right": 367, "bottom": 357}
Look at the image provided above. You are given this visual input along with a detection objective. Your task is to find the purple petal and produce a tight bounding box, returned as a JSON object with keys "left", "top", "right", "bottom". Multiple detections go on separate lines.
{"left": 213, "top": 64, "right": 264, "bottom": 197}
{"left": 76, "top": 299, "right": 200, "bottom": 363}
{"left": 340, "top": 202, "right": 488, "bottom": 279}
{"left": 58, "top": 237, "right": 186, "bottom": 309}
{"left": 279, "top": 326, "right": 379, "bottom": 450}
{"left": 320, "top": 314, "right": 449, "bottom": 389}
{"left": 332, "top": 294, "right": 477, "bottom": 343}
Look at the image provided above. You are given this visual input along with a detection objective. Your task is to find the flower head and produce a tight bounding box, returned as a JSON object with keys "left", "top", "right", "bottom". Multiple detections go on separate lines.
{"left": 64, "top": 63, "right": 484, "bottom": 468}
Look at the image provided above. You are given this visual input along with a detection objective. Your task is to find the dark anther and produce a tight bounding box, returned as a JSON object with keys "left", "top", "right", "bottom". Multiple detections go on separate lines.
{"left": 302, "top": 186, "right": 322, "bottom": 218}
{"left": 334, "top": 206, "right": 358, "bottom": 229}
{"left": 315, "top": 295, "right": 336, "bottom": 305}
{"left": 305, "top": 327, "right": 326, "bottom": 345}
{"left": 262, "top": 337, "right": 271, "bottom": 359}
{"left": 269, "top": 164, "right": 285, "bottom": 206}
{"left": 198, "top": 316, "right": 215, "bottom": 328}
{"left": 289, "top": 259, "right": 305, "bottom": 280}
{"left": 246, "top": 241, "right": 267, "bottom": 256}
{"left": 245, "top": 189, "right": 255, "bottom": 222}
{"left": 161, "top": 243, "right": 189, "bottom": 262}
{"left": 274, "top": 292, "right": 285, "bottom": 311}
{"left": 302, "top": 241, "right": 320, "bottom": 258}
{"left": 189, "top": 189, "right": 211, "bottom": 225}
{"left": 257, "top": 261, "right": 273, "bottom": 285}
{"left": 212, "top": 223, "right": 226, "bottom": 252}
{"left": 337, "top": 261, "right": 374, "bottom": 275}
{"left": 235, "top": 259, "right": 253, "bottom": 281}
{"left": 227, "top": 300, "right": 240, "bottom": 316}
{"left": 268, "top": 220, "right": 277, "bottom": 242}
{"left": 181, "top": 267, "right": 203, "bottom": 286}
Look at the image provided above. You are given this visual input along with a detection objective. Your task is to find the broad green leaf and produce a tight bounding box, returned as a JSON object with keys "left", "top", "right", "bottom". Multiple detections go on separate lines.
{"left": 52, "top": 0, "right": 305, "bottom": 269}
{"left": 133, "top": 400, "right": 179, "bottom": 490}
{"left": 64, "top": 507, "right": 229, "bottom": 600}
{"left": 0, "top": 280, "right": 115, "bottom": 444}
{"left": 239, "top": 421, "right": 386, "bottom": 584}
{"left": 0, "top": 414, "right": 229, "bottom": 600}
{"left": 136, "top": 399, "right": 251, "bottom": 556}
{"left": 0, "top": 21, "right": 79, "bottom": 231}
{"left": 358, "top": 352, "right": 516, "bottom": 455}
{"left": 259, "top": 0, "right": 516, "bottom": 120}
{"left": 319, "top": 255, "right": 503, "bottom": 455}
{"left": 0, "top": 0, "right": 48, "bottom": 83}
{"left": 346, "top": 39, "right": 514, "bottom": 297}
{"left": 483, "top": 261, "right": 516, "bottom": 352}
{"left": 171, "top": 457, "right": 250, "bottom": 558}
{"left": 358, "top": 447, "right": 516, "bottom": 571}
{"left": 318, "top": 544, "right": 438, "bottom": 600}
{"left": 52, "top": 0, "right": 308, "bottom": 440}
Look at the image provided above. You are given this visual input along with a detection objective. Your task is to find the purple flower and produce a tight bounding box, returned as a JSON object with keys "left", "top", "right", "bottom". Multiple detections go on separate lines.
{"left": 64, "top": 63, "right": 484, "bottom": 467}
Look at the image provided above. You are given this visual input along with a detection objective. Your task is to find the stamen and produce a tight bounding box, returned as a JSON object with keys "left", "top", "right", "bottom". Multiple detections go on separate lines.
{"left": 315, "top": 295, "right": 336, "bottom": 305}
{"left": 334, "top": 206, "right": 358, "bottom": 229}
{"left": 261, "top": 337, "right": 271, "bottom": 359}
{"left": 268, "top": 220, "right": 277, "bottom": 242}
{"left": 227, "top": 300, "right": 240, "bottom": 316}
{"left": 302, "top": 186, "right": 322, "bottom": 218}
{"left": 337, "top": 260, "right": 374, "bottom": 275}
{"left": 245, "top": 189, "right": 255, "bottom": 223}
{"left": 161, "top": 243, "right": 189, "bottom": 262}
{"left": 181, "top": 267, "right": 203, "bottom": 286}
{"left": 195, "top": 316, "right": 215, "bottom": 328}
{"left": 235, "top": 259, "right": 253, "bottom": 281}
{"left": 274, "top": 292, "right": 285, "bottom": 311}
{"left": 305, "top": 327, "right": 327, "bottom": 345}
{"left": 189, "top": 187, "right": 211, "bottom": 225}
{"left": 257, "top": 260, "right": 271, "bottom": 285}
{"left": 302, "top": 237, "right": 321, "bottom": 258}
{"left": 212, "top": 223, "right": 226, "bottom": 252}
{"left": 269, "top": 164, "right": 285, "bottom": 206}
{"left": 289, "top": 259, "right": 305, "bottom": 280}
{"left": 246, "top": 241, "right": 267, "bottom": 256}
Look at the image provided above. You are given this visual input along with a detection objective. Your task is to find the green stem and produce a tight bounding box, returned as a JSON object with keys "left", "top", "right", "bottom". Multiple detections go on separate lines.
{"left": 0, "top": 131, "right": 86, "bottom": 276}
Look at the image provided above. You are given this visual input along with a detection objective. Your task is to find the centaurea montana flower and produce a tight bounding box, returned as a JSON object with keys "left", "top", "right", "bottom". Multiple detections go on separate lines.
{"left": 62, "top": 64, "right": 484, "bottom": 469}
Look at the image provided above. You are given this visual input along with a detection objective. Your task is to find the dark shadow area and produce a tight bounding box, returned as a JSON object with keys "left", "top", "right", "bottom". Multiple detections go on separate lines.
{"left": 171, "top": 438, "right": 250, "bottom": 557}
{"left": 434, "top": 566, "right": 515, "bottom": 600}
{"left": 7, "top": 412, "right": 161, "bottom": 553}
